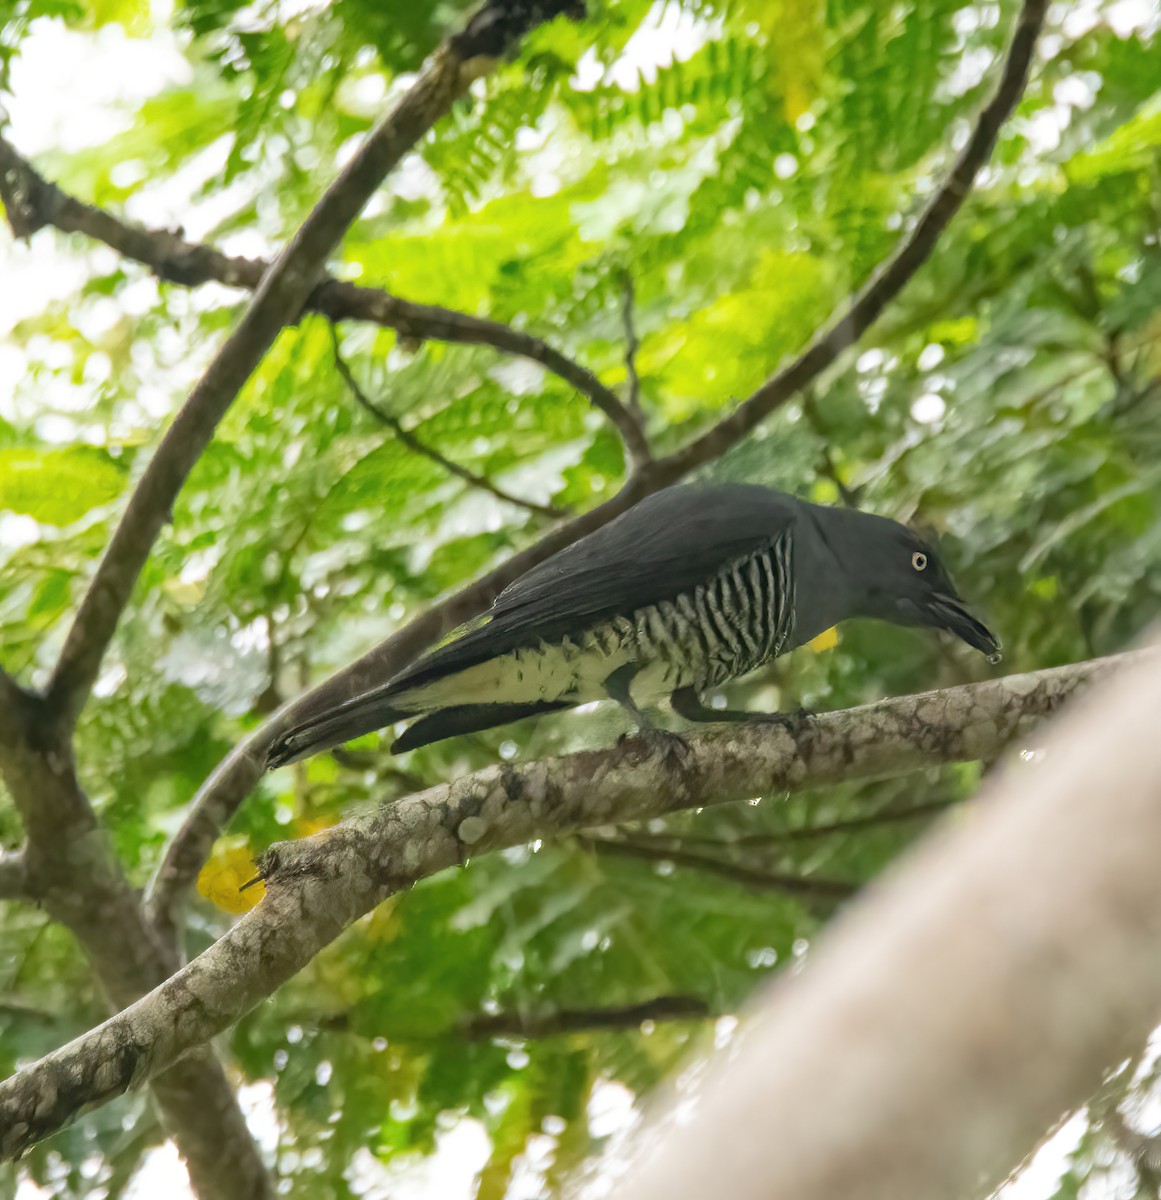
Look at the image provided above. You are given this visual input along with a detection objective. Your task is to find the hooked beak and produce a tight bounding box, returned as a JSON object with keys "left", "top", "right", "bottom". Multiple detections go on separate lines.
{"left": 928, "top": 593, "right": 1002, "bottom": 662}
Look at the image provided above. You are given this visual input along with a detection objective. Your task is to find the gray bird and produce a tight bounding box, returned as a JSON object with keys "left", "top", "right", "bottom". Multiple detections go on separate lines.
{"left": 267, "top": 483, "right": 1000, "bottom": 769}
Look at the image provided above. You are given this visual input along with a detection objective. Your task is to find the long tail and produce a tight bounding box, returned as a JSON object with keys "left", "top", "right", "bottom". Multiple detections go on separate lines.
{"left": 267, "top": 696, "right": 576, "bottom": 768}
{"left": 390, "top": 700, "right": 572, "bottom": 753}
{"left": 266, "top": 688, "right": 409, "bottom": 770}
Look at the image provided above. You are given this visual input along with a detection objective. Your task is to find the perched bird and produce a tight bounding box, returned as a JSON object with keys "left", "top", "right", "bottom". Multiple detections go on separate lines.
{"left": 267, "top": 483, "right": 999, "bottom": 769}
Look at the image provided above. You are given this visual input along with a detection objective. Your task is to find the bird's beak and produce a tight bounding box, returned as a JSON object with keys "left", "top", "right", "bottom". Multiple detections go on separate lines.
{"left": 928, "top": 593, "right": 1002, "bottom": 662}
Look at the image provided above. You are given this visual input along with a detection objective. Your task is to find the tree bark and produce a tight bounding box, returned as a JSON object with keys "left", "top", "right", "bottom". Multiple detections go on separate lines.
{"left": 0, "top": 653, "right": 1125, "bottom": 1156}
{"left": 0, "top": 2, "right": 588, "bottom": 1192}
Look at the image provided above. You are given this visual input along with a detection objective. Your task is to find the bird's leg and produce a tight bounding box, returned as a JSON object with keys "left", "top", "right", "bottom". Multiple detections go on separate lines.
{"left": 605, "top": 663, "right": 691, "bottom": 766}
{"left": 670, "top": 686, "right": 814, "bottom": 735}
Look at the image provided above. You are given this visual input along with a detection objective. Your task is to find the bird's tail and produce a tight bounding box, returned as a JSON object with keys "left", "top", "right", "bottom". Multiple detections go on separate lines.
{"left": 266, "top": 686, "right": 411, "bottom": 771}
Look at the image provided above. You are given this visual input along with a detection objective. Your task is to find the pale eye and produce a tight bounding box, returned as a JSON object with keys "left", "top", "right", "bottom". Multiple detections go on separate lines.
{"left": 912, "top": 552, "right": 928, "bottom": 572}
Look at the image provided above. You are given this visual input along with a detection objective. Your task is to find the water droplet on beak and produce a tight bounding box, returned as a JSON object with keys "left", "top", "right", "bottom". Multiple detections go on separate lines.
{"left": 987, "top": 651, "right": 1003, "bottom": 666}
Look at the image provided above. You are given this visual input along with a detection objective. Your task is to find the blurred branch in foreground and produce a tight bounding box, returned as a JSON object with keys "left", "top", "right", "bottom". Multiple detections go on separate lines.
{"left": 616, "top": 635, "right": 1161, "bottom": 1200}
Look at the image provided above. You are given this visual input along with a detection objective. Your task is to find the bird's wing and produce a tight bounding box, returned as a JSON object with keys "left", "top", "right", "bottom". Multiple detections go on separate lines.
{"left": 388, "top": 484, "right": 799, "bottom": 695}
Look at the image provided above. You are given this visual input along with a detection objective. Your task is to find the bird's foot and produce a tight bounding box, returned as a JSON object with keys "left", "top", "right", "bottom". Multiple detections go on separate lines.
{"left": 746, "top": 706, "right": 816, "bottom": 736}
{"left": 615, "top": 727, "right": 692, "bottom": 768}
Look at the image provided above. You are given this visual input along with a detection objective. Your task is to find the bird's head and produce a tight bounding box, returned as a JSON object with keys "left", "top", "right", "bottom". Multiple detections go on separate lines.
{"left": 836, "top": 511, "right": 1001, "bottom": 662}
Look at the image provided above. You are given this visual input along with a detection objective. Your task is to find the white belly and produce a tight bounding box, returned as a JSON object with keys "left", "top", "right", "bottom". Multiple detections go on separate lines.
{"left": 404, "top": 623, "right": 691, "bottom": 712}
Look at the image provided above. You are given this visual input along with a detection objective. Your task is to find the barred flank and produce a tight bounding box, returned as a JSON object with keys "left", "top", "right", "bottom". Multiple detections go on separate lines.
{"left": 630, "top": 531, "right": 795, "bottom": 691}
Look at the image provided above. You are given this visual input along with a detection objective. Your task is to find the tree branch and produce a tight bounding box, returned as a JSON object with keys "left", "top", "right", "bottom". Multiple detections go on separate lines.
{"left": 0, "top": 142, "right": 652, "bottom": 469}
{"left": 143, "top": 0, "right": 1044, "bottom": 934}
{"left": 0, "top": 848, "right": 28, "bottom": 900}
{"left": 615, "top": 634, "right": 1161, "bottom": 1200}
{"left": 0, "top": 5, "right": 586, "bottom": 1192}
{"left": 581, "top": 836, "right": 855, "bottom": 904}
{"left": 1, "top": 653, "right": 1129, "bottom": 1154}
{"left": 459, "top": 995, "right": 710, "bottom": 1039}
{"left": 314, "top": 994, "right": 711, "bottom": 1040}
{"left": 36, "top": 0, "right": 582, "bottom": 728}
{"left": 654, "top": 0, "right": 1047, "bottom": 479}
{"left": 800, "top": 390, "right": 860, "bottom": 507}
{"left": 0, "top": 668, "right": 34, "bottom": 753}
{"left": 643, "top": 797, "right": 960, "bottom": 850}
{"left": 0, "top": 720, "right": 272, "bottom": 1197}
{"left": 330, "top": 327, "right": 567, "bottom": 519}
{"left": 620, "top": 272, "right": 643, "bottom": 418}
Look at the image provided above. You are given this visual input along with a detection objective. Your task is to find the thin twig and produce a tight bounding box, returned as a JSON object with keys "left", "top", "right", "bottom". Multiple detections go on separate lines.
{"left": 639, "top": 797, "right": 960, "bottom": 852}
{"left": 313, "top": 995, "right": 711, "bottom": 1040}
{"left": 0, "top": 138, "right": 652, "bottom": 469}
{"left": 330, "top": 327, "right": 567, "bottom": 519}
{"left": 800, "top": 391, "right": 860, "bottom": 507}
{"left": 145, "top": 0, "right": 1046, "bottom": 934}
{"left": 460, "top": 994, "right": 710, "bottom": 1038}
{"left": 582, "top": 836, "right": 856, "bottom": 904}
{"left": 620, "top": 272, "right": 643, "bottom": 417}
{"left": 35, "top": 0, "right": 582, "bottom": 730}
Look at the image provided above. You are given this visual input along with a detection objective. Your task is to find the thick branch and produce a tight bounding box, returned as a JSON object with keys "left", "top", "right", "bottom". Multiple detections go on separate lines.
{"left": 582, "top": 836, "right": 855, "bottom": 904}
{"left": 0, "top": 849, "right": 28, "bottom": 900}
{"left": 0, "top": 669, "right": 34, "bottom": 752}
{"left": 0, "top": 145, "right": 651, "bottom": 468}
{"left": 144, "top": 0, "right": 1044, "bottom": 930}
{"left": 0, "top": 729, "right": 272, "bottom": 1197}
{"left": 330, "top": 328, "right": 567, "bottom": 518}
{"left": 616, "top": 637, "right": 1161, "bottom": 1200}
{"left": 38, "top": 0, "right": 580, "bottom": 726}
{"left": 1, "top": 654, "right": 1127, "bottom": 1153}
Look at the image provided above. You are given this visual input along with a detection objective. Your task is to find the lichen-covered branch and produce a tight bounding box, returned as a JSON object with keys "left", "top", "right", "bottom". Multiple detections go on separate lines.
{"left": 38, "top": 0, "right": 584, "bottom": 727}
{"left": 616, "top": 638, "right": 1161, "bottom": 1200}
{"left": 145, "top": 0, "right": 1045, "bottom": 934}
{"left": 0, "top": 722, "right": 272, "bottom": 1197}
{"left": 3, "top": 654, "right": 1128, "bottom": 1155}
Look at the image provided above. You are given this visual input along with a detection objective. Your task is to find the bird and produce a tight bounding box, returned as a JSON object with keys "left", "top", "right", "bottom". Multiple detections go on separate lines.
{"left": 266, "top": 483, "right": 1000, "bottom": 769}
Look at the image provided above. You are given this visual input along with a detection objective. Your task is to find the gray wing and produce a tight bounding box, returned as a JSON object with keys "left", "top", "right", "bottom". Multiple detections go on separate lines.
{"left": 388, "top": 484, "right": 800, "bottom": 695}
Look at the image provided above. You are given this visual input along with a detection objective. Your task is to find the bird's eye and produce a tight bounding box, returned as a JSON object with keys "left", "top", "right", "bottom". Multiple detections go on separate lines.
{"left": 912, "top": 552, "right": 928, "bottom": 571}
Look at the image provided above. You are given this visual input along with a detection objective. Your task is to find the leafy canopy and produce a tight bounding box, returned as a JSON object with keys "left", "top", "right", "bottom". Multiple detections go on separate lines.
{"left": 1, "top": 0, "right": 1159, "bottom": 1195}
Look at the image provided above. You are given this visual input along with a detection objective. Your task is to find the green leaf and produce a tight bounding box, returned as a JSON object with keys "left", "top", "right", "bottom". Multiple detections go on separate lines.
{"left": 0, "top": 447, "right": 126, "bottom": 525}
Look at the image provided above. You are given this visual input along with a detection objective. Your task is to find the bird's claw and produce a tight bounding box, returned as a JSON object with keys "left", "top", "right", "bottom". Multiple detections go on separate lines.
{"left": 748, "top": 706, "right": 816, "bottom": 736}
{"left": 615, "top": 728, "right": 692, "bottom": 768}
